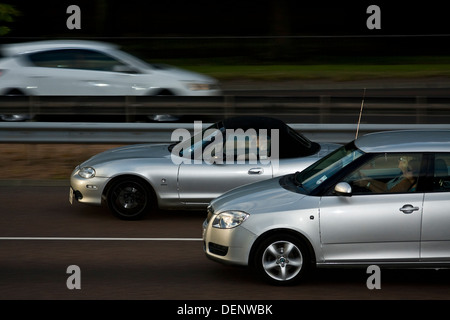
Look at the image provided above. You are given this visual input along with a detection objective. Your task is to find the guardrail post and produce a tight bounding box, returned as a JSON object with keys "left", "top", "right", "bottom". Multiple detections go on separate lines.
{"left": 29, "top": 96, "right": 39, "bottom": 121}
{"left": 415, "top": 96, "right": 427, "bottom": 124}
{"left": 125, "top": 96, "right": 136, "bottom": 123}
{"left": 320, "top": 95, "right": 330, "bottom": 123}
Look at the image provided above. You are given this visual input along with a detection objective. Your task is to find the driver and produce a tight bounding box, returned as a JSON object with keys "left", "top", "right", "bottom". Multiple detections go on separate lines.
{"left": 356, "top": 156, "right": 419, "bottom": 193}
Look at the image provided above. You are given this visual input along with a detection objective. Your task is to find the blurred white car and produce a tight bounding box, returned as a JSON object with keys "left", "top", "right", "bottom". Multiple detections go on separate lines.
{"left": 0, "top": 40, "right": 221, "bottom": 120}
{"left": 0, "top": 40, "right": 220, "bottom": 96}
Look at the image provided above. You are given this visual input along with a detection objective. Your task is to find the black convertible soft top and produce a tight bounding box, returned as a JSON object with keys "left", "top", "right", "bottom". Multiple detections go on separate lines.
{"left": 221, "top": 116, "right": 320, "bottom": 158}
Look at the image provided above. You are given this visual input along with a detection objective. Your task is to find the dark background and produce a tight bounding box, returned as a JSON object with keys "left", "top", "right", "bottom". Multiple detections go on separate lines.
{"left": 1, "top": 1, "right": 450, "bottom": 63}
{"left": 6, "top": 1, "right": 449, "bottom": 37}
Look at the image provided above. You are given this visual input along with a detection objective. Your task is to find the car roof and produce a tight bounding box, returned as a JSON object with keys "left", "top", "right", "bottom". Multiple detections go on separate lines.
{"left": 0, "top": 40, "right": 117, "bottom": 57}
{"left": 355, "top": 130, "right": 450, "bottom": 153}
{"left": 219, "top": 116, "right": 320, "bottom": 157}
{"left": 222, "top": 116, "right": 294, "bottom": 132}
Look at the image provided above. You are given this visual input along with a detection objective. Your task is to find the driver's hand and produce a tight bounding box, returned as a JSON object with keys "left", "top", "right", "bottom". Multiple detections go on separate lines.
{"left": 355, "top": 179, "right": 368, "bottom": 187}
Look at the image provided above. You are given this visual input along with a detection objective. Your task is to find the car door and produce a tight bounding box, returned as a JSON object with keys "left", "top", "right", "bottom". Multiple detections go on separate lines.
{"left": 67, "top": 48, "right": 143, "bottom": 95}
{"left": 319, "top": 152, "right": 424, "bottom": 263}
{"left": 25, "top": 48, "right": 138, "bottom": 95}
{"left": 178, "top": 161, "right": 273, "bottom": 205}
{"left": 421, "top": 153, "right": 450, "bottom": 260}
{"left": 23, "top": 66, "right": 117, "bottom": 95}
{"left": 177, "top": 128, "right": 273, "bottom": 205}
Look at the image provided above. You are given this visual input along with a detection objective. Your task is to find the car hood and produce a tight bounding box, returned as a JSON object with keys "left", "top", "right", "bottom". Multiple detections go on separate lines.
{"left": 80, "top": 143, "right": 172, "bottom": 167}
{"left": 209, "top": 176, "right": 307, "bottom": 214}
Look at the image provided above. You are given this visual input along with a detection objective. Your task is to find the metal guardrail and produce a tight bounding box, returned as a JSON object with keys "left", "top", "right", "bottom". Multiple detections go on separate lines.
{"left": 1, "top": 95, "right": 450, "bottom": 144}
{"left": 2, "top": 122, "right": 450, "bottom": 144}
{"left": 1, "top": 95, "right": 450, "bottom": 124}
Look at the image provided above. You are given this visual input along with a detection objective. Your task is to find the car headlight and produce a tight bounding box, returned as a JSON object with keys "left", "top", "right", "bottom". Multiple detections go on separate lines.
{"left": 78, "top": 167, "right": 96, "bottom": 179}
{"left": 212, "top": 210, "right": 249, "bottom": 229}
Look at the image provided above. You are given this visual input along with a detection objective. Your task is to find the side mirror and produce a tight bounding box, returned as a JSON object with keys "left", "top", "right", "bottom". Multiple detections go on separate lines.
{"left": 334, "top": 182, "right": 352, "bottom": 197}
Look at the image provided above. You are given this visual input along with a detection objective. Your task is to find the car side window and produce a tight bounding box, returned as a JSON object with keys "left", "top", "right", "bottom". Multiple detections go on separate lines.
{"left": 27, "top": 49, "right": 128, "bottom": 72}
{"left": 343, "top": 153, "right": 423, "bottom": 195}
{"left": 433, "top": 153, "right": 450, "bottom": 192}
{"left": 224, "top": 131, "right": 271, "bottom": 163}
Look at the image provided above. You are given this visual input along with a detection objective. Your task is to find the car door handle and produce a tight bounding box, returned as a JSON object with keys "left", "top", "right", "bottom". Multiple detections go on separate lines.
{"left": 399, "top": 204, "right": 420, "bottom": 214}
{"left": 248, "top": 168, "right": 263, "bottom": 175}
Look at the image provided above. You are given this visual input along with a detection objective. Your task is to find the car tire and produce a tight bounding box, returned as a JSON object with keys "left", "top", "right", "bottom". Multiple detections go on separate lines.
{"left": 253, "top": 234, "right": 310, "bottom": 285}
{"left": 1, "top": 89, "right": 32, "bottom": 122}
{"left": 5, "top": 88, "right": 25, "bottom": 96}
{"left": 106, "top": 177, "right": 154, "bottom": 220}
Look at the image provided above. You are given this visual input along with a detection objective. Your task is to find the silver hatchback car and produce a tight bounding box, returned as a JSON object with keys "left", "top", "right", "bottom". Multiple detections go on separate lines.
{"left": 203, "top": 130, "right": 450, "bottom": 285}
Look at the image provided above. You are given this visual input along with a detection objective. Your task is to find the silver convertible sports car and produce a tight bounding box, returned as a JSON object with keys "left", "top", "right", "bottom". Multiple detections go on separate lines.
{"left": 203, "top": 130, "right": 450, "bottom": 285}
{"left": 69, "top": 116, "right": 340, "bottom": 220}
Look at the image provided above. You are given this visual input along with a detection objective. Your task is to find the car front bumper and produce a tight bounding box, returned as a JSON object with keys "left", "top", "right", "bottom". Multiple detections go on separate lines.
{"left": 69, "top": 166, "right": 109, "bottom": 206}
{"left": 202, "top": 217, "right": 257, "bottom": 266}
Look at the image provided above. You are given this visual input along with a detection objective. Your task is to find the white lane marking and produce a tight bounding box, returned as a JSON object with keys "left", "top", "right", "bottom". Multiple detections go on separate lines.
{"left": 0, "top": 237, "right": 202, "bottom": 241}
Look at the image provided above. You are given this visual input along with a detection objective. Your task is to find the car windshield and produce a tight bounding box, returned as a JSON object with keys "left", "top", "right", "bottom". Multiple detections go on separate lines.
{"left": 109, "top": 48, "right": 154, "bottom": 70}
{"left": 295, "top": 142, "right": 364, "bottom": 192}
{"left": 170, "top": 122, "right": 224, "bottom": 159}
{"left": 287, "top": 126, "right": 313, "bottom": 149}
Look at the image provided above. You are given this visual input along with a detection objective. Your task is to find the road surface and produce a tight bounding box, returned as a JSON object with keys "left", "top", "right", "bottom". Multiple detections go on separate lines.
{"left": 0, "top": 185, "right": 449, "bottom": 302}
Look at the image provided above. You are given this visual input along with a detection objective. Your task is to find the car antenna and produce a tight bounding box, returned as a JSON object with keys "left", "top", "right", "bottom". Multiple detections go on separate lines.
{"left": 355, "top": 88, "right": 366, "bottom": 139}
